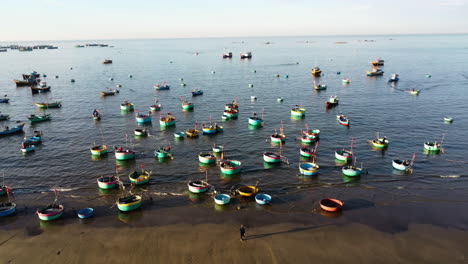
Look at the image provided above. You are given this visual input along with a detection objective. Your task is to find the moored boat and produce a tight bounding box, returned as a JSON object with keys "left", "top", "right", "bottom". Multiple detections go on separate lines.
{"left": 214, "top": 194, "right": 230, "bottom": 205}
{"left": 100, "top": 89, "right": 119, "bottom": 96}
{"left": 0, "top": 202, "right": 16, "bottom": 217}
{"left": 114, "top": 146, "right": 135, "bottom": 160}
{"left": 21, "top": 142, "right": 35, "bottom": 153}
{"left": 225, "top": 100, "right": 239, "bottom": 111}
{"left": 97, "top": 175, "right": 119, "bottom": 189}
{"left": 202, "top": 122, "right": 219, "bottom": 134}
{"left": 342, "top": 164, "right": 362, "bottom": 177}
{"left": 335, "top": 149, "right": 353, "bottom": 161}
{"left": 102, "top": 59, "right": 113, "bottom": 64}
{"left": 371, "top": 58, "right": 384, "bottom": 66}
{"left": 222, "top": 52, "right": 233, "bottom": 58}
{"left": 444, "top": 117, "right": 454, "bottom": 123}
{"left": 255, "top": 193, "right": 272, "bottom": 205}
{"left": 238, "top": 185, "right": 258, "bottom": 197}
{"left": 300, "top": 135, "right": 315, "bottom": 144}
{"left": 212, "top": 145, "right": 223, "bottom": 153}
{"left": 186, "top": 128, "right": 199, "bottom": 137}
{"left": 342, "top": 78, "right": 351, "bottom": 84}
{"left": 120, "top": 101, "right": 134, "bottom": 111}
{"left": 409, "top": 88, "right": 420, "bottom": 95}
{"left": 191, "top": 90, "right": 203, "bottom": 96}
{"left": 198, "top": 152, "right": 216, "bottom": 164}
{"left": 93, "top": 109, "right": 101, "bottom": 121}
{"left": 35, "top": 101, "right": 61, "bottom": 108}
{"left": 392, "top": 159, "right": 411, "bottom": 171}
{"left": 326, "top": 96, "right": 339, "bottom": 108}
{"left": 314, "top": 84, "right": 327, "bottom": 90}
{"left": 160, "top": 113, "right": 176, "bottom": 126}
{"left": 424, "top": 141, "right": 441, "bottom": 152}
{"left": 37, "top": 204, "right": 64, "bottom": 221}
{"left": 220, "top": 160, "right": 242, "bottom": 174}
{"left": 291, "top": 106, "right": 306, "bottom": 117}
{"left": 299, "top": 162, "right": 319, "bottom": 176}
{"left": 129, "top": 170, "right": 151, "bottom": 185}
{"left": 320, "top": 199, "right": 343, "bottom": 212}
{"left": 240, "top": 52, "right": 252, "bottom": 59}
{"left": 0, "top": 113, "right": 9, "bottom": 121}
{"left": 117, "top": 194, "right": 142, "bottom": 211}
{"left": 300, "top": 147, "right": 315, "bottom": 157}
{"left": 188, "top": 180, "right": 209, "bottom": 193}
{"left": 263, "top": 152, "right": 281, "bottom": 163}
{"left": 248, "top": 112, "right": 264, "bottom": 126}
{"left": 223, "top": 109, "right": 239, "bottom": 118}
{"left": 372, "top": 136, "right": 389, "bottom": 148}
{"left": 181, "top": 100, "right": 194, "bottom": 110}
{"left": 90, "top": 145, "right": 108, "bottom": 155}
{"left": 366, "top": 68, "right": 384, "bottom": 76}
{"left": 154, "top": 83, "right": 170, "bottom": 90}
{"left": 150, "top": 103, "right": 162, "bottom": 112}
{"left": 154, "top": 146, "right": 172, "bottom": 159}
{"left": 337, "top": 115, "right": 350, "bottom": 126}
{"left": 134, "top": 128, "right": 148, "bottom": 136}
{"left": 0, "top": 123, "right": 25, "bottom": 136}
{"left": 271, "top": 131, "right": 286, "bottom": 143}
{"left": 136, "top": 112, "right": 152, "bottom": 123}
{"left": 27, "top": 113, "right": 51, "bottom": 123}
{"left": 77, "top": 208, "right": 94, "bottom": 219}
{"left": 311, "top": 67, "right": 322, "bottom": 77}
{"left": 30, "top": 82, "right": 51, "bottom": 93}
{"left": 388, "top": 74, "right": 399, "bottom": 82}
{"left": 174, "top": 132, "right": 185, "bottom": 138}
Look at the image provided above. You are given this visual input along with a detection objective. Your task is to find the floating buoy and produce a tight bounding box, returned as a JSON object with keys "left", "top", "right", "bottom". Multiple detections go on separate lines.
{"left": 248, "top": 83, "right": 254, "bottom": 88}
{"left": 426, "top": 74, "right": 431, "bottom": 78}
{"left": 251, "top": 96, "right": 257, "bottom": 100}
{"left": 277, "top": 97, "right": 283, "bottom": 102}
{"left": 180, "top": 78, "right": 184, "bottom": 81}
{"left": 129, "top": 75, "right": 133, "bottom": 78}
{"left": 337, "top": 72, "right": 341, "bottom": 75}
{"left": 211, "top": 71, "right": 215, "bottom": 74}
{"left": 284, "top": 75, "right": 289, "bottom": 78}
{"left": 109, "top": 78, "right": 114, "bottom": 81}
{"left": 70, "top": 67, "right": 73, "bottom": 70}
{"left": 253, "top": 70, "right": 257, "bottom": 73}
{"left": 275, "top": 74, "right": 280, "bottom": 77}
{"left": 43, "top": 74, "right": 47, "bottom": 77}
{"left": 55, "top": 76, "right": 59, "bottom": 78}
{"left": 70, "top": 79, "right": 75, "bottom": 83}
{"left": 116, "top": 84, "right": 122, "bottom": 88}
{"left": 180, "top": 83, "right": 186, "bottom": 86}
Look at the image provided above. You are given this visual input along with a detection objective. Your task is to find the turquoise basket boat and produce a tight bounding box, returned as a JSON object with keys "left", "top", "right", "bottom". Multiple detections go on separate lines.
{"left": 117, "top": 195, "right": 142, "bottom": 211}
{"left": 129, "top": 170, "right": 151, "bottom": 185}
{"left": 263, "top": 152, "right": 281, "bottom": 163}
{"left": 214, "top": 194, "right": 230, "bottom": 205}
{"left": 335, "top": 150, "right": 353, "bottom": 161}
{"left": 199, "top": 153, "right": 216, "bottom": 164}
{"left": 291, "top": 107, "right": 306, "bottom": 116}
{"left": 255, "top": 193, "right": 272, "bottom": 205}
{"left": 188, "top": 180, "right": 209, "bottom": 193}
{"left": 424, "top": 142, "right": 440, "bottom": 152}
{"left": 342, "top": 165, "right": 362, "bottom": 177}
{"left": 299, "top": 162, "right": 319, "bottom": 176}
{"left": 115, "top": 148, "right": 135, "bottom": 160}
{"left": 135, "top": 113, "right": 152, "bottom": 123}
{"left": 97, "top": 176, "right": 119, "bottom": 189}
{"left": 37, "top": 205, "right": 64, "bottom": 221}
{"left": 220, "top": 160, "right": 242, "bottom": 174}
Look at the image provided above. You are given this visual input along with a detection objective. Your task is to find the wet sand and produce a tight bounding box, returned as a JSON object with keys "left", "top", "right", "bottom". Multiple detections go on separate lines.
{"left": 0, "top": 222, "right": 466, "bottom": 264}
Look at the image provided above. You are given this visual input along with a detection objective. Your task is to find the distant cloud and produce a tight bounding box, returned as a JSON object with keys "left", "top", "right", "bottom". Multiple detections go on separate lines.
{"left": 351, "top": 4, "right": 372, "bottom": 11}
{"left": 440, "top": 0, "right": 468, "bottom": 6}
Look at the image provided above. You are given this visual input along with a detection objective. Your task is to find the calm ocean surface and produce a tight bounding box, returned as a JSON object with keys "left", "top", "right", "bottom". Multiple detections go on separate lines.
{"left": 0, "top": 35, "right": 467, "bottom": 218}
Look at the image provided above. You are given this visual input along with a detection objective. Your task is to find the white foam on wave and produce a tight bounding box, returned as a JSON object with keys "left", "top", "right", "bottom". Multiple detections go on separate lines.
{"left": 440, "top": 175, "right": 460, "bottom": 178}
{"left": 50, "top": 187, "right": 79, "bottom": 192}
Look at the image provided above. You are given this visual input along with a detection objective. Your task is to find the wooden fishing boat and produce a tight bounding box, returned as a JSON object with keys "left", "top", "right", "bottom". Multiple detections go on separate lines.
{"left": 97, "top": 175, "right": 119, "bottom": 189}
{"left": 238, "top": 185, "right": 258, "bottom": 197}
{"left": 409, "top": 89, "right": 420, "bottom": 95}
{"left": 388, "top": 74, "right": 399, "bottom": 82}
{"left": 35, "top": 101, "right": 61, "bottom": 108}
{"left": 114, "top": 146, "right": 135, "bottom": 160}
{"left": 0, "top": 123, "right": 25, "bottom": 136}
{"left": 0, "top": 114, "right": 9, "bottom": 121}
{"left": 90, "top": 145, "right": 108, "bottom": 155}
{"left": 342, "top": 165, "right": 362, "bottom": 177}
{"left": 0, "top": 98, "right": 9, "bottom": 103}
{"left": 314, "top": 84, "right": 327, "bottom": 90}
{"left": 117, "top": 194, "right": 142, "bottom": 211}
{"left": 154, "top": 84, "right": 170, "bottom": 90}
{"left": 337, "top": 115, "right": 350, "bottom": 126}
{"left": 134, "top": 128, "right": 148, "bottom": 136}
{"left": 181, "top": 100, "right": 194, "bottom": 110}
{"left": 271, "top": 132, "right": 286, "bottom": 143}
{"left": 263, "top": 152, "right": 281, "bottom": 163}
{"left": 320, "top": 198, "right": 343, "bottom": 212}
{"left": 160, "top": 113, "right": 176, "bottom": 126}
{"left": 37, "top": 204, "right": 64, "bottom": 221}
{"left": 21, "top": 142, "right": 35, "bottom": 153}
{"left": 23, "top": 131, "right": 42, "bottom": 146}
{"left": 223, "top": 109, "right": 239, "bottom": 118}
{"left": 212, "top": 145, "right": 223, "bottom": 153}
{"left": 150, "top": 104, "right": 161, "bottom": 112}
{"left": 129, "top": 170, "right": 151, "bottom": 185}
{"left": 291, "top": 107, "right": 306, "bottom": 116}
{"left": 15, "top": 78, "right": 39, "bottom": 86}
{"left": 154, "top": 146, "right": 171, "bottom": 159}
{"left": 299, "top": 162, "right": 319, "bottom": 176}
{"left": 342, "top": 78, "right": 351, "bottom": 84}
{"left": 186, "top": 128, "right": 199, "bottom": 137}
{"left": 0, "top": 202, "right": 16, "bottom": 217}
{"left": 100, "top": 89, "right": 119, "bottom": 96}
{"left": 248, "top": 112, "right": 264, "bottom": 126}
{"left": 198, "top": 153, "right": 216, "bottom": 164}
{"left": 102, "top": 59, "right": 112, "bottom": 64}
{"left": 300, "top": 147, "right": 315, "bottom": 157}
{"left": 311, "top": 67, "right": 322, "bottom": 77}
{"left": 77, "top": 208, "right": 94, "bottom": 219}
{"left": 188, "top": 180, "right": 209, "bottom": 193}
{"left": 30, "top": 82, "right": 51, "bottom": 93}
{"left": 255, "top": 193, "right": 272, "bottom": 205}
{"left": 191, "top": 90, "right": 203, "bottom": 96}
{"left": 372, "top": 137, "right": 389, "bottom": 148}
{"left": 174, "top": 132, "right": 185, "bottom": 138}
{"left": 326, "top": 96, "right": 339, "bottom": 107}
{"left": 120, "top": 101, "right": 134, "bottom": 111}
{"left": 444, "top": 117, "right": 454, "bottom": 123}
{"left": 214, "top": 194, "right": 230, "bottom": 205}
{"left": 424, "top": 141, "right": 440, "bottom": 152}
{"left": 366, "top": 69, "right": 384, "bottom": 76}
{"left": 335, "top": 149, "right": 353, "bottom": 161}
{"left": 240, "top": 52, "right": 252, "bottom": 59}
{"left": 136, "top": 113, "right": 152, "bottom": 123}
{"left": 371, "top": 58, "right": 384, "bottom": 66}
{"left": 23, "top": 71, "right": 41, "bottom": 80}
{"left": 220, "top": 160, "right": 242, "bottom": 174}
{"left": 222, "top": 52, "right": 233, "bottom": 58}
{"left": 27, "top": 113, "right": 51, "bottom": 123}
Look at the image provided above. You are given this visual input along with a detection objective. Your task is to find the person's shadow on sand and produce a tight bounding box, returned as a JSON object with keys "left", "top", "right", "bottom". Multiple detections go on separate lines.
{"left": 244, "top": 224, "right": 333, "bottom": 240}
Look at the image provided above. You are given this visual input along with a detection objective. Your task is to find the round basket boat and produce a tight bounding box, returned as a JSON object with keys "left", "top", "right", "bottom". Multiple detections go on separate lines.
{"left": 255, "top": 193, "right": 271, "bottom": 205}
{"left": 77, "top": 208, "right": 94, "bottom": 219}
{"left": 238, "top": 186, "right": 258, "bottom": 197}
{"left": 214, "top": 194, "right": 231, "bottom": 205}
{"left": 320, "top": 198, "right": 344, "bottom": 212}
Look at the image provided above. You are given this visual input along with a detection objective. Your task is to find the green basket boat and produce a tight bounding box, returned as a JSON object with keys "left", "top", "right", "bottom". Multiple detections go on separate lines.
{"left": 220, "top": 160, "right": 242, "bottom": 174}
{"left": 37, "top": 205, "right": 64, "bottom": 221}
{"left": 372, "top": 138, "right": 389, "bottom": 148}
{"left": 198, "top": 153, "right": 216, "bottom": 164}
{"left": 27, "top": 114, "right": 51, "bottom": 123}
{"left": 424, "top": 142, "right": 440, "bottom": 152}
{"left": 291, "top": 107, "right": 306, "bottom": 116}
{"left": 129, "top": 170, "right": 151, "bottom": 185}
{"left": 342, "top": 165, "right": 362, "bottom": 177}
{"left": 117, "top": 195, "right": 142, "bottom": 212}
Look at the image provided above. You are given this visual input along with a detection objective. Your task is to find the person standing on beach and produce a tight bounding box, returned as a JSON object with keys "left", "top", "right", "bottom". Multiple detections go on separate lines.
{"left": 240, "top": 224, "right": 246, "bottom": 241}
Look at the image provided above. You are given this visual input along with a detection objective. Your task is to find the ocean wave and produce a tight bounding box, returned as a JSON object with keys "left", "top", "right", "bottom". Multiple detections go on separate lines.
{"left": 440, "top": 175, "right": 461, "bottom": 178}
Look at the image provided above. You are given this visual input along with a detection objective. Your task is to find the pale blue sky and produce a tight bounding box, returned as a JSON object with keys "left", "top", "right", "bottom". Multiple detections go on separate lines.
{"left": 1, "top": 0, "right": 467, "bottom": 41}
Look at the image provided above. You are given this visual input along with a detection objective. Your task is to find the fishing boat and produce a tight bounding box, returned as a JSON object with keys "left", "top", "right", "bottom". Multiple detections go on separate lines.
{"left": 37, "top": 204, "right": 64, "bottom": 221}
{"left": 371, "top": 58, "right": 384, "bottom": 66}
{"left": 181, "top": 100, "right": 194, "bottom": 110}
{"left": 388, "top": 74, "right": 399, "bottom": 82}
{"left": 93, "top": 110, "right": 101, "bottom": 121}
{"left": 100, "top": 89, "right": 119, "bottom": 96}
{"left": 238, "top": 185, "right": 258, "bottom": 197}
{"left": 202, "top": 122, "right": 220, "bottom": 134}
{"left": 277, "top": 97, "right": 284, "bottom": 102}
{"left": 255, "top": 193, "right": 272, "bottom": 205}
{"left": 314, "top": 84, "right": 327, "bottom": 90}
{"left": 300, "top": 147, "right": 315, "bottom": 157}
{"left": 424, "top": 141, "right": 441, "bottom": 152}
{"left": 23, "top": 131, "right": 41, "bottom": 145}
{"left": 299, "top": 162, "right": 319, "bottom": 176}
{"left": 223, "top": 109, "right": 239, "bottom": 118}
{"left": 0, "top": 97, "right": 9, "bottom": 103}
{"left": 150, "top": 103, "right": 162, "bottom": 112}
{"left": 15, "top": 78, "right": 39, "bottom": 87}
{"left": 366, "top": 68, "right": 384, "bottom": 76}
{"left": 21, "top": 142, "right": 35, "bottom": 153}
{"left": 129, "top": 170, "right": 151, "bottom": 185}
{"left": 188, "top": 180, "right": 209, "bottom": 193}
{"left": 114, "top": 146, "right": 136, "bottom": 160}
{"left": 160, "top": 113, "right": 176, "bottom": 126}
{"left": 409, "top": 89, "right": 420, "bottom": 95}
{"left": 174, "top": 132, "right": 185, "bottom": 138}
{"left": 0, "top": 202, "right": 16, "bottom": 217}
{"left": 342, "top": 78, "right": 351, "bottom": 84}
{"left": 291, "top": 107, "right": 306, "bottom": 117}
{"left": 27, "top": 113, "right": 51, "bottom": 123}
{"left": 191, "top": 90, "right": 203, "bottom": 96}
{"left": 300, "top": 135, "right": 314, "bottom": 144}
{"left": 225, "top": 101, "right": 239, "bottom": 111}
{"left": 337, "top": 115, "right": 350, "bottom": 126}
{"left": 342, "top": 164, "right": 362, "bottom": 177}
{"left": 444, "top": 117, "right": 454, "bottom": 123}
{"left": 77, "top": 208, "right": 94, "bottom": 219}
{"left": 320, "top": 199, "right": 343, "bottom": 212}
{"left": 23, "top": 71, "right": 41, "bottom": 80}
{"left": 0, "top": 123, "right": 25, "bottom": 136}
{"left": 240, "top": 52, "right": 252, "bottom": 59}
{"left": 335, "top": 149, "right": 353, "bottom": 161}
{"left": 271, "top": 131, "right": 286, "bottom": 143}
{"left": 197, "top": 152, "right": 216, "bottom": 163}
{"left": 304, "top": 129, "right": 320, "bottom": 139}
{"left": 135, "top": 112, "right": 152, "bottom": 123}
{"left": 0, "top": 113, "right": 9, "bottom": 121}
{"left": 97, "top": 175, "right": 119, "bottom": 189}
{"left": 212, "top": 145, "right": 223, "bottom": 153}
{"left": 263, "top": 152, "right": 281, "bottom": 163}
{"left": 90, "top": 145, "right": 108, "bottom": 155}
{"left": 120, "top": 101, "right": 134, "bottom": 111}
{"left": 154, "top": 146, "right": 171, "bottom": 159}
{"left": 372, "top": 134, "right": 389, "bottom": 148}
{"left": 102, "top": 59, "right": 113, "bottom": 64}
{"left": 154, "top": 83, "right": 170, "bottom": 90}
{"left": 30, "top": 82, "right": 51, "bottom": 93}
{"left": 35, "top": 101, "right": 61, "bottom": 108}
{"left": 186, "top": 128, "right": 199, "bottom": 138}
{"left": 325, "top": 96, "right": 339, "bottom": 107}
{"left": 222, "top": 52, "right": 233, "bottom": 58}
{"left": 134, "top": 128, "right": 148, "bottom": 136}
{"left": 117, "top": 194, "right": 142, "bottom": 212}
{"left": 248, "top": 112, "right": 264, "bottom": 126}
{"left": 220, "top": 160, "right": 242, "bottom": 174}
{"left": 392, "top": 160, "right": 411, "bottom": 171}
{"left": 214, "top": 194, "right": 230, "bottom": 205}
{"left": 311, "top": 67, "right": 322, "bottom": 77}
{"left": 0, "top": 186, "right": 6, "bottom": 196}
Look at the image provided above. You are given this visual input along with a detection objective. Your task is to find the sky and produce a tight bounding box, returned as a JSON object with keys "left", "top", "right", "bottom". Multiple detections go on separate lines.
{"left": 1, "top": 0, "right": 467, "bottom": 41}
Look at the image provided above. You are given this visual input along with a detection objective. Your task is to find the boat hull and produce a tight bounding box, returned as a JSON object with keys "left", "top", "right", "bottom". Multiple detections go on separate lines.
{"left": 255, "top": 193, "right": 272, "bottom": 205}
{"left": 37, "top": 206, "right": 64, "bottom": 221}
{"left": 263, "top": 153, "right": 281, "bottom": 163}
{"left": 342, "top": 168, "right": 362, "bottom": 177}
{"left": 90, "top": 146, "right": 108, "bottom": 155}
{"left": 115, "top": 151, "right": 135, "bottom": 160}
{"left": 392, "top": 160, "right": 409, "bottom": 171}
{"left": 300, "top": 148, "right": 314, "bottom": 157}
{"left": 198, "top": 153, "right": 216, "bottom": 164}
{"left": 335, "top": 150, "right": 352, "bottom": 161}
{"left": 299, "top": 163, "right": 319, "bottom": 176}
{"left": 238, "top": 186, "right": 258, "bottom": 197}
{"left": 214, "top": 194, "right": 230, "bottom": 205}
{"left": 117, "top": 197, "right": 142, "bottom": 212}
{"left": 160, "top": 120, "right": 176, "bottom": 126}
{"left": 220, "top": 160, "right": 242, "bottom": 174}
{"left": 97, "top": 177, "right": 118, "bottom": 189}
{"left": 0, "top": 203, "right": 16, "bottom": 217}
{"left": 248, "top": 118, "right": 263, "bottom": 126}
{"left": 129, "top": 171, "right": 151, "bottom": 185}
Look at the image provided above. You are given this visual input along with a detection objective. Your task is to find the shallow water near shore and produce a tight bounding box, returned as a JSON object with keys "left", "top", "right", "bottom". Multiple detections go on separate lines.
{"left": 0, "top": 35, "right": 468, "bottom": 235}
